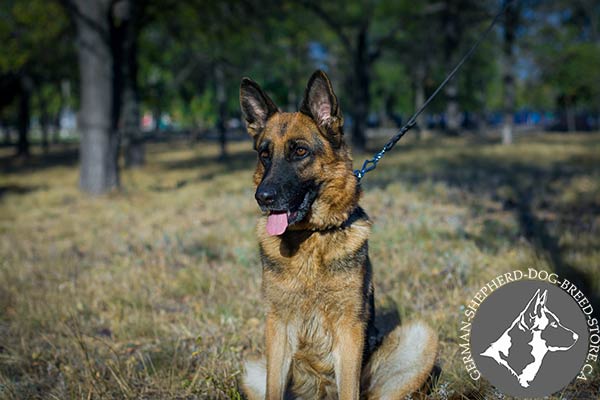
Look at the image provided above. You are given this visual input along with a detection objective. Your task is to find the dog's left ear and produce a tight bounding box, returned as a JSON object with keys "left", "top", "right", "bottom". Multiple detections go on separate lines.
{"left": 520, "top": 288, "right": 545, "bottom": 329}
{"left": 534, "top": 289, "right": 548, "bottom": 316}
{"left": 300, "top": 70, "right": 343, "bottom": 145}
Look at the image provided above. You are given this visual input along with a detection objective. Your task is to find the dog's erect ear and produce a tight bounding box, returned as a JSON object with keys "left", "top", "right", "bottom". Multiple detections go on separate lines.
{"left": 240, "top": 78, "right": 279, "bottom": 138}
{"left": 534, "top": 289, "right": 548, "bottom": 317}
{"left": 300, "top": 70, "right": 343, "bottom": 143}
{"left": 520, "top": 289, "right": 542, "bottom": 329}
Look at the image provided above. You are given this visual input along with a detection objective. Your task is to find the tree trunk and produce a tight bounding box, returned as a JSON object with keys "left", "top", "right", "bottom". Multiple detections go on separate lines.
{"left": 153, "top": 108, "right": 161, "bottom": 132}
{"left": 413, "top": 61, "right": 426, "bottom": 140}
{"left": 384, "top": 94, "right": 395, "bottom": 128}
{"left": 17, "top": 76, "right": 32, "bottom": 157}
{"left": 215, "top": 65, "right": 228, "bottom": 160}
{"left": 285, "top": 41, "right": 299, "bottom": 112}
{"left": 351, "top": 27, "right": 370, "bottom": 151}
{"left": 565, "top": 97, "right": 576, "bottom": 132}
{"left": 41, "top": 117, "right": 50, "bottom": 154}
{"left": 39, "top": 90, "right": 50, "bottom": 154}
{"left": 286, "top": 75, "right": 298, "bottom": 112}
{"left": 114, "top": 0, "right": 144, "bottom": 168}
{"left": 53, "top": 107, "right": 62, "bottom": 144}
{"left": 502, "top": 0, "right": 516, "bottom": 145}
{"left": 1, "top": 124, "right": 10, "bottom": 145}
{"left": 501, "top": 115, "right": 513, "bottom": 144}
{"left": 53, "top": 110, "right": 61, "bottom": 144}
{"left": 74, "top": 0, "right": 119, "bottom": 194}
{"left": 54, "top": 81, "right": 68, "bottom": 144}
{"left": 445, "top": 84, "right": 460, "bottom": 135}
{"left": 443, "top": 0, "right": 461, "bottom": 135}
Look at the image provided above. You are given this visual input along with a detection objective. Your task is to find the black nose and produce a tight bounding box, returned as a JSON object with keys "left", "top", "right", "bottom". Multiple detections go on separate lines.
{"left": 255, "top": 187, "right": 277, "bottom": 206}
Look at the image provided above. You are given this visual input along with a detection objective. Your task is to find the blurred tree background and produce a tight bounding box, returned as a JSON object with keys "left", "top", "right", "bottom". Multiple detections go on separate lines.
{"left": 0, "top": 0, "right": 599, "bottom": 194}
{"left": 1, "top": 1, "right": 600, "bottom": 398}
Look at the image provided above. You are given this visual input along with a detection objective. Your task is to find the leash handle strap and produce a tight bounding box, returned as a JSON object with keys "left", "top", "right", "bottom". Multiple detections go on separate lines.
{"left": 354, "top": 0, "right": 514, "bottom": 180}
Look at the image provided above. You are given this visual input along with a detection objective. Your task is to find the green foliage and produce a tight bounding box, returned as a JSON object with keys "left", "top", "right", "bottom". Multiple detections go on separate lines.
{"left": 0, "top": 0, "right": 70, "bottom": 74}
{"left": 1, "top": 0, "right": 599, "bottom": 133}
{"left": 172, "top": 90, "right": 217, "bottom": 128}
{"left": 31, "top": 82, "right": 63, "bottom": 120}
{"left": 458, "top": 38, "right": 502, "bottom": 112}
{"left": 0, "top": 0, "right": 74, "bottom": 132}
{"left": 526, "top": 1, "right": 600, "bottom": 110}
{"left": 517, "top": 80, "right": 555, "bottom": 110}
{"left": 372, "top": 59, "right": 412, "bottom": 114}
{"left": 548, "top": 43, "right": 600, "bottom": 103}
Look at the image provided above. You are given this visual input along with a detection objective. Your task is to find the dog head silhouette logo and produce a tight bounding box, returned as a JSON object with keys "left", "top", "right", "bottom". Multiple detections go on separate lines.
{"left": 480, "top": 289, "right": 579, "bottom": 388}
{"left": 470, "top": 280, "right": 589, "bottom": 397}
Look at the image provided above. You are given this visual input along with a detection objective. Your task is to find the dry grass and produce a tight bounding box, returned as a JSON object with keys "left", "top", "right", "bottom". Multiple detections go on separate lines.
{"left": 0, "top": 132, "right": 599, "bottom": 399}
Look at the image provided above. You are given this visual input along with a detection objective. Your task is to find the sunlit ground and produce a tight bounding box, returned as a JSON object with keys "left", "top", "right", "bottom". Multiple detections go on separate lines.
{"left": 1, "top": 132, "right": 599, "bottom": 398}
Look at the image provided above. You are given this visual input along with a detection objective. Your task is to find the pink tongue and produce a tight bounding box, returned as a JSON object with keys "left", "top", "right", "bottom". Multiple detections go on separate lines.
{"left": 266, "top": 212, "right": 288, "bottom": 236}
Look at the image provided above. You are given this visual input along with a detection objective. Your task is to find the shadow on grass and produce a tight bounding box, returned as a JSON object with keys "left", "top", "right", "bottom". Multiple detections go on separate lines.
{"left": 0, "top": 184, "right": 47, "bottom": 200}
{"left": 152, "top": 149, "right": 257, "bottom": 192}
{"left": 0, "top": 146, "right": 79, "bottom": 174}
{"left": 160, "top": 148, "right": 256, "bottom": 172}
{"left": 365, "top": 147, "right": 600, "bottom": 311}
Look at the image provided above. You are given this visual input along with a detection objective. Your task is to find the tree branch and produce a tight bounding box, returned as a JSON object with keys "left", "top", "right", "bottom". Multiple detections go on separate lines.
{"left": 369, "top": 2, "right": 448, "bottom": 62}
{"left": 300, "top": 0, "right": 353, "bottom": 54}
{"left": 59, "top": 0, "right": 111, "bottom": 44}
{"left": 371, "top": 23, "right": 404, "bottom": 60}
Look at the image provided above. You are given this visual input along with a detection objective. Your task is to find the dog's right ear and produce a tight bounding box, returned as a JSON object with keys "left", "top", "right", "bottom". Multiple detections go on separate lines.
{"left": 240, "top": 78, "right": 279, "bottom": 138}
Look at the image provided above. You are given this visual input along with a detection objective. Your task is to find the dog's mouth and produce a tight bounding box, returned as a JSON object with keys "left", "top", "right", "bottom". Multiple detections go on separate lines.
{"left": 266, "top": 211, "right": 294, "bottom": 236}
{"left": 265, "top": 188, "right": 317, "bottom": 236}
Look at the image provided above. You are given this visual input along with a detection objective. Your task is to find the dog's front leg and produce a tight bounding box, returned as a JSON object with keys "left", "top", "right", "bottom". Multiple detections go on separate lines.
{"left": 333, "top": 320, "right": 364, "bottom": 400}
{"left": 265, "top": 312, "right": 292, "bottom": 400}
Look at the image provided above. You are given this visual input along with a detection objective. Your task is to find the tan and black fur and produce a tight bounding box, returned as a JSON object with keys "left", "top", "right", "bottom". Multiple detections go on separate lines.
{"left": 240, "top": 70, "right": 438, "bottom": 399}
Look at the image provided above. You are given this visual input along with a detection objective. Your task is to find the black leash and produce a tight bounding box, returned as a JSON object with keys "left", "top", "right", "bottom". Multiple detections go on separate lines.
{"left": 354, "top": 0, "right": 514, "bottom": 181}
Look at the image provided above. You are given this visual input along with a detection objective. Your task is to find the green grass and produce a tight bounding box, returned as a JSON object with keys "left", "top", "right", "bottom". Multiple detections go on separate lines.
{"left": 1, "top": 132, "right": 599, "bottom": 399}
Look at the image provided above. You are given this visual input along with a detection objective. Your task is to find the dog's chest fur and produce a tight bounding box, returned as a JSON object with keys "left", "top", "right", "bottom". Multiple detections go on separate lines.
{"left": 258, "top": 210, "right": 374, "bottom": 395}
{"left": 258, "top": 211, "right": 371, "bottom": 318}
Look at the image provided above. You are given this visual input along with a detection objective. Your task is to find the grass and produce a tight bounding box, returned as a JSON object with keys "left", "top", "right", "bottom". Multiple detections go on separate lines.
{"left": 0, "top": 131, "right": 599, "bottom": 399}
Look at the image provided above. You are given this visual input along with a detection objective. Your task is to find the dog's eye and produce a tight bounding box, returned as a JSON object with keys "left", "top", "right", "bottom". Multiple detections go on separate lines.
{"left": 295, "top": 147, "right": 308, "bottom": 158}
{"left": 259, "top": 150, "right": 270, "bottom": 160}
{"left": 551, "top": 322, "right": 558, "bottom": 328}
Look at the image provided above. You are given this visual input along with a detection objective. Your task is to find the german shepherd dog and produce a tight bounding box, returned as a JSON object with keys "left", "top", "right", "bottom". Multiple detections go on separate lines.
{"left": 239, "top": 70, "right": 438, "bottom": 399}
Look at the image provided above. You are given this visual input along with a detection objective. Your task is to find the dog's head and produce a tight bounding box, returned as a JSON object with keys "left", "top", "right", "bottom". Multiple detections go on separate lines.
{"left": 240, "top": 70, "right": 359, "bottom": 236}
{"left": 520, "top": 289, "right": 579, "bottom": 351}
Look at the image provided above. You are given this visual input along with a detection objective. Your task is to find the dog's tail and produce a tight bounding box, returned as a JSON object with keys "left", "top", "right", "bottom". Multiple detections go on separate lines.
{"left": 361, "top": 320, "right": 439, "bottom": 400}
{"left": 241, "top": 358, "right": 266, "bottom": 400}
